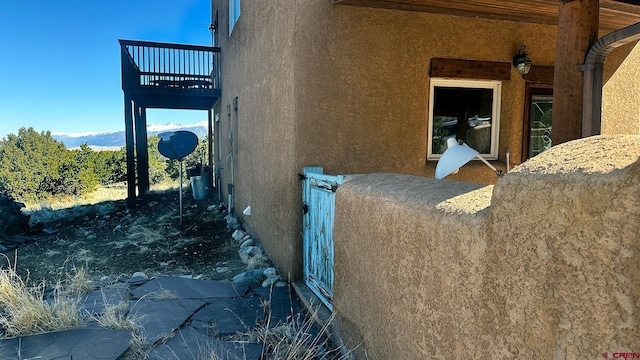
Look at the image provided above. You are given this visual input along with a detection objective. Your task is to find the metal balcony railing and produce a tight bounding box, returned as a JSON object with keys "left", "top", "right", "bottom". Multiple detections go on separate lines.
{"left": 119, "top": 39, "right": 220, "bottom": 96}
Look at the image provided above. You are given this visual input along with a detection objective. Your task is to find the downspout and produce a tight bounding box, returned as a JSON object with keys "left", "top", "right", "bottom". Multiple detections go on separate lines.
{"left": 578, "top": 22, "right": 640, "bottom": 137}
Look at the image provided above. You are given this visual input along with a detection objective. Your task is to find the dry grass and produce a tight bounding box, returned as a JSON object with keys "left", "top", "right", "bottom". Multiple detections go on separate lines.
{"left": 0, "top": 257, "right": 85, "bottom": 338}
{"left": 235, "top": 311, "right": 338, "bottom": 360}
{"left": 63, "top": 267, "right": 94, "bottom": 295}
{"left": 24, "top": 181, "right": 180, "bottom": 226}
{"left": 93, "top": 303, "right": 140, "bottom": 331}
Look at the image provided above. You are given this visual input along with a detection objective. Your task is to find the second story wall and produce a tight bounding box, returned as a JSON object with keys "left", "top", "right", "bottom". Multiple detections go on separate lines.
{"left": 213, "top": 0, "right": 302, "bottom": 277}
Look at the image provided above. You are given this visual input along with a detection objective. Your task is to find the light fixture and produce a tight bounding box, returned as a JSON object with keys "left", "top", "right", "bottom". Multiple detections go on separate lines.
{"left": 512, "top": 45, "right": 532, "bottom": 76}
{"left": 435, "top": 138, "right": 504, "bottom": 179}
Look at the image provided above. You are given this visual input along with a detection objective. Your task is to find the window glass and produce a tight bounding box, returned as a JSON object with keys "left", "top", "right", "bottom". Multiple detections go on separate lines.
{"left": 529, "top": 96, "right": 553, "bottom": 158}
{"left": 229, "top": 0, "right": 240, "bottom": 35}
{"left": 427, "top": 79, "right": 501, "bottom": 160}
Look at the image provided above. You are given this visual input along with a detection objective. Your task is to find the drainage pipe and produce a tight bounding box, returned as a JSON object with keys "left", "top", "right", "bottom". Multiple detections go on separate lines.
{"left": 579, "top": 22, "right": 640, "bottom": 137}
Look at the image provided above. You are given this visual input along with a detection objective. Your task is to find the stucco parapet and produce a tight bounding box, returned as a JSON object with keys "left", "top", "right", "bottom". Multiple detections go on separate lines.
{"left": 506, "top": 135, "right": 640, "bottom": 177}
{"left": 339, "top": 172, "right": 493, "bottom": 220}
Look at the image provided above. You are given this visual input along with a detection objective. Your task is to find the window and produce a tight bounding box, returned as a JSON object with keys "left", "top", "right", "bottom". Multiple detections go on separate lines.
{"left": 229, "top": 0, "right": 240, "bottom": 35}
{"left": 427, "top": 79, "right": 501, "bottom": 160}
{"left": 528, "top": 95, "right": 553, "bottom": 158}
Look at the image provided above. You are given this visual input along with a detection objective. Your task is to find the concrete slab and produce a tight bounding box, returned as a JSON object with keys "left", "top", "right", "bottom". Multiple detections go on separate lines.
{"left": 128, "top": 298, "right": 206, "bottom": 343}
{"left": 131, "top": 276, "right": 248, "bottom": 300}
{"left": 0, "top": 325, "right": 131, "bottom": 360}
{"left": 147, "top": 326, "right": 263, "bottom": 360}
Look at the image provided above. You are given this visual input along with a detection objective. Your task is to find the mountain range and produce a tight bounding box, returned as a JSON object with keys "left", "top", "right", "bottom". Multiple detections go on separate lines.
{"left": 52, "top": 121, "right": 208, "bottom": 150}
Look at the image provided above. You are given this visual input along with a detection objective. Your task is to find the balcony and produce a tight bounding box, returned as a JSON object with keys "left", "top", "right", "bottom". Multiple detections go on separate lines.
{"left": 119, "top": 39, "right": 221, "bottom": 109}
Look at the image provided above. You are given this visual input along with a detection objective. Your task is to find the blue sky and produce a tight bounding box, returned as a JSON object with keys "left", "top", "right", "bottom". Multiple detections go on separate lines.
{"left": 0, "top": 0, "right": 213, "bottom": 138}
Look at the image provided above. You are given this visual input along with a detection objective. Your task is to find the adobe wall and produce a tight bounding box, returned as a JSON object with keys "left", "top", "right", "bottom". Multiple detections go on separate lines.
{"left": 603, "top": 42, "right": 640, "bottom": 135}
{"left": 334, "top": 135, "right": 640, "bottom": 359}
{"left": 212, "top": 0, "right": 302, "bottom": 278}
{"left": 294, "top": 3, "right": 559, "bottom": 184}
{"left": 211, "top": 0, "right": 640, "bottom": 281}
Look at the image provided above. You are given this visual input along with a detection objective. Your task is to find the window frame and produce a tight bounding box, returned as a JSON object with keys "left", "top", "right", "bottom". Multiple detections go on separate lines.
{"left": 427, "top": 78, "right": 502, "bottom": 160}
{"left": 229, "top": 0, "right": 240, "bottom": 35}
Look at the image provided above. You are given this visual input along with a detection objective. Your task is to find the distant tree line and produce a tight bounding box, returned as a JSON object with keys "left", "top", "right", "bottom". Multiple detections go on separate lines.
{"left": 0, "top": 127, "right": 207, "bottom": 203}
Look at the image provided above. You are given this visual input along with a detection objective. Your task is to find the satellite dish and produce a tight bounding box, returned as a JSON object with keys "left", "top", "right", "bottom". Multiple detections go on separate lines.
{"left": 156, "top": 130, "right": 200, "bottom": 230}
{"left": 157, "top": 131, "right": 199, "bottom": 160}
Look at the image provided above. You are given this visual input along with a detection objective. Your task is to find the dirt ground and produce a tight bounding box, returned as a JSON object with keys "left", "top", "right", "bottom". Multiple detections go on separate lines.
{"left": 11, "top": 190, "right": 248, "bottom": 286}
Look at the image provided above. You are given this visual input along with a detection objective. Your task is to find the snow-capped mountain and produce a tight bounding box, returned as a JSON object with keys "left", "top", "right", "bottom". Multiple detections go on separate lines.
{"left": 52, "top": 121, "right": 208, "bottom": 150}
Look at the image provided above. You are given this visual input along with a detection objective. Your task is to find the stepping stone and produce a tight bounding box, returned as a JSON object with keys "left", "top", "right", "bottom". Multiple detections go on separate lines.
{"left": 190, "top": 296, "right": 264, "bottom": 336}
{"left": 147, "top": 326, "right": 263, "bottom": 360}
{"left": 128, "top": 298, "right": 206, "bottom": 343}
{"left": 80, "top": 286, "right": 129, "bottom": 315}
{"left": 0, "top": 325, "right": 131, "bottom": 360}
{"left": 131, "top": 276, "right": 248, "bottom": 300}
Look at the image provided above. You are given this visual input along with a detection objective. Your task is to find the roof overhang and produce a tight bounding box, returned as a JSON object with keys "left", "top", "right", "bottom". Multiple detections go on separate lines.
{"left": 331, "top": 0, "right": 640, "bottom": 34}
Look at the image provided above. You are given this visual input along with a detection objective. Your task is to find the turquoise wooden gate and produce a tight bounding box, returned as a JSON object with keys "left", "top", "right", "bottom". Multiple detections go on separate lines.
{"left": 302, "top": 166, "right": 345, "bottom": 310}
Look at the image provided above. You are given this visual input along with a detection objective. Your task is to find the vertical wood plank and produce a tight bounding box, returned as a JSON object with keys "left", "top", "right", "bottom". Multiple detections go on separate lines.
{"left": 552, "top": 0, "right": 599, "bottom": 144}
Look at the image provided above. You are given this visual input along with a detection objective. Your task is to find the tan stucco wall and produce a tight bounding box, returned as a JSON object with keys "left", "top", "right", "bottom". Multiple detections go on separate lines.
{"left": 603, "top": 42, "right": 640, "bottom": 135}
{"left": 295, "top": 3, "right": 559, "bottom": 182}
{"left": 213, "top": 0, "right": 560, "bottom": 278}
{"left": 212, "top": 0, "right": 640, "bottom": 280}
{"left": 334, "top": 135, "right": 640, "bottom": 359}
{"left": 213, "top": 1, "right": 302, "bottom": 277}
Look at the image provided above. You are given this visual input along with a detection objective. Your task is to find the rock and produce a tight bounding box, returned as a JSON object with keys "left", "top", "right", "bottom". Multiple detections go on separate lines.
{"left": 131, "top": 271, "right": 148, "bottom": 279}
{"left": 225, "top": 215, "right": 239, "bottom": 230}
{"left": 216, "top": 267, "right": 230, "bottom": 273}
{"left": 262, "top": 275, "right": 285, "bottom": 288}
{"left": 239, "top": 246, "right": 263, "bottom": 263}
{"left": 232, "top": 270, "right": 264, "bottom": 285}
{"left": 238, "top": 247, "right": 253, "bottom": 263}
{"left": 232, "top": 229, "right": 246, "bottom": 241}
{"left": 240, "top": 238, "right": 254, "bottom": 249}
{"left": 263, "top": 267, "right": 277, "bottom": 277}
{"left": 0, "top": 193, "right": 30, "bottom": 236}
{"left": 275, "top": 281, "right": 288, "bottom": 287}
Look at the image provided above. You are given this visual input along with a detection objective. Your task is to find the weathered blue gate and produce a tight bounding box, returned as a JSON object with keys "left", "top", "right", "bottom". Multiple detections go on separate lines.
{"left": 302, "top": 166, "right": 345, "bottom": 310}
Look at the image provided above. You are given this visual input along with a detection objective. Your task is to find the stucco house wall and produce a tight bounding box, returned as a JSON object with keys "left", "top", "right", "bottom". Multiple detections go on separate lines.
{"left": 603, "top": 42, "right": 640, "bottom": 135}
{"left": 334, "top": 135, "right": 640, "bottom": 359}
{"left": 213, "top": 1, "right": 302, "bottom": 278}
{"left": 212, "top": 0, "right": 640, "bottom": 280}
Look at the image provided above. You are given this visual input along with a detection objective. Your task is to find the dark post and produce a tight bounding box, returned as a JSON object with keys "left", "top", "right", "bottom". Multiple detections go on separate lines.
{"left": 134, "top": 105, "right": 150, "bottom": 196}
{"left": 124, "top": 96, "right": 136, "bottom": 208}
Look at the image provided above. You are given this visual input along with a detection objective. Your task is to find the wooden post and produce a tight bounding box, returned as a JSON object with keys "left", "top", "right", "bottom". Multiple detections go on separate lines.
{"left": 134, "top": 105, "right": 150, "bottom": 197}
{"left": 552, "top": 0, "right": 599, "bottom": 145}
{"left": 124, "top": 96, "right": 136, "bottom": 208}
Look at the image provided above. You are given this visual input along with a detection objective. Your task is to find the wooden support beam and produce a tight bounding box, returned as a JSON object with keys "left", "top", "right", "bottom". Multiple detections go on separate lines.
{"left": 552, "top": 0, "right": 599, "bottom": 145}
{"left": 430, "top": 58, "right": 511, "bottom": 81}
{"left": 134, "top": 105, "right": 150, "bottom": 197}
{"left": 124, "top": 96, "right": 136, "bottom": 208}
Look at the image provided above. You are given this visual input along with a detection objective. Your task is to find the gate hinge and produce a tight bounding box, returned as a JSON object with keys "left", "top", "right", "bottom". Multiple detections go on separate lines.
{"left": 298, "top": 173, "right": 306, "bottom": 181}
{"left": 302, "top": 203, "right": 309, "bottom": 215}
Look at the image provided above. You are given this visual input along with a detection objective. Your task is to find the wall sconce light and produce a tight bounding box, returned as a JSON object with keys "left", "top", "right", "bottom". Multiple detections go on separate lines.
{"left": 512, "top": 45, "right": 532, "bottom": 76}
{"left": 435, "top": 138, "right": 504, "bottom": 179}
